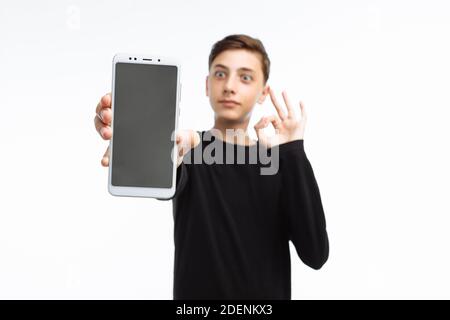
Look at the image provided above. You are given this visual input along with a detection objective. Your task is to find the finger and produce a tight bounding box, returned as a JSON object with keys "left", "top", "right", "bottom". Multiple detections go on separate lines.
{"left": 95, "top": 93, "right": 111, "bottom": 114}
{"left": 101, "top": 145, "right": 110, "bottom": 167}
{"left": 299, "top": 101, "right": 307, "bottom": 124}
{"left": 254, "top": 116, "right": 269, "bottom": 130}
{"left": 100, "top": 126, "right": 112, "bottom": 140}
{"left": 94, "top": 115, "right": 103, "bottom": 133}
{"left": 177, "top": 133, "right": 192, "bottom": 157}
{"left": 269, "top": 88, "right": 287, "bottom": 121}
{"left": 95, "top": 93, "right": 112, "bottom": 116}
{"left": 99, "top": 108, "right": 112, "bottom": 125}
{"left": 254, "top": 117, "right": 269, "bottom": 145}
{"left": 95, "top": 108, "right": 112, "bottom": 126}
{"left": 282, "top": 90, "right": 295, "bottom": 118}
{"left": 100, "top": 93, "right": 112, "bottom": 108}
{"left": 94, "top": 116, "right": 112, "bottom": 140}
{"left": 176, "top": 134, "right": 184, "bottom": 156}
{"left": 265, "top": 115, "right": 282, "bottom": 131}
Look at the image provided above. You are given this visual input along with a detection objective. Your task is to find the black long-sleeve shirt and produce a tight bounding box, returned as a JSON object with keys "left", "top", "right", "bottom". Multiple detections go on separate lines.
{"left": 158, "top": 130, "right": 329, "bottom": 299}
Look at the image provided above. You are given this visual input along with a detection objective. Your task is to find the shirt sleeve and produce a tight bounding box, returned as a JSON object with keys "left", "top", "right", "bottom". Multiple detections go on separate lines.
{"left": 156, "top": 161, "right": 189, "bottom": 201}
{"left": 278, "top": 139, "right": 329, "bottom": 270}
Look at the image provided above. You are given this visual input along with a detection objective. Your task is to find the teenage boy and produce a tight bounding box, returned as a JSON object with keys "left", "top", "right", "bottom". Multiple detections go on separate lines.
{"left": 94, "top": 34, "right": 329, "bottom": 299}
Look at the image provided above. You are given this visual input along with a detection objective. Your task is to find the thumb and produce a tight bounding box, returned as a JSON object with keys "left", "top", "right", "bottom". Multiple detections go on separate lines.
{"left": 176, "top": 134, "right": 185, "bottom": 157}
{"left": 254, "top": 117, "right": 269, "bottom": 146}
{"left": 101, "top": 145, "right": 110, "bottom": 167}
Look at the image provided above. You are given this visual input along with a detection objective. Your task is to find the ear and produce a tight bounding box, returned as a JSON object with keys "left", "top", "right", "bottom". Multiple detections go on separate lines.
{"left": 205, "top": 75, "right": 209, "bottom": 97}
{"left": 256, "top": 84, "right": 270, "bottom": 104}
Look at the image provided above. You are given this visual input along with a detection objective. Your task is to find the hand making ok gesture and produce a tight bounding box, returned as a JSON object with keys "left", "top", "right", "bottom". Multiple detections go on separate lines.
{"left": 254, "top": 87, "right": 307, "bottom": 148}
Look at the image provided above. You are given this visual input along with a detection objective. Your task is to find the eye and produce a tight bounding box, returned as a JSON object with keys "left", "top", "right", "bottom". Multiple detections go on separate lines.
{"left": 242, "top": 74, "right": 253, "bottom": 81}
{"left": 215, "top": 71, "right": 226, "bottom": 78}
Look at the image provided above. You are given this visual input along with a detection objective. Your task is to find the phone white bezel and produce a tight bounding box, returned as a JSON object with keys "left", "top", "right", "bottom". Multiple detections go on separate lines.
{"left": 108, "top": 53, "right": 181, "bottom": 199}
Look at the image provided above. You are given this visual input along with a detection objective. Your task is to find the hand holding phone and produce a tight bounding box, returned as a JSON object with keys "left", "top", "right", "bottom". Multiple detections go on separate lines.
{"left": 94, "top": 95, "right": 199, "bottom": 169}
{"left": 94, "top": 93, "right": 112, "bottom": 166}
{"left": 93, "top": 53, "right": 200, "bottom": 198}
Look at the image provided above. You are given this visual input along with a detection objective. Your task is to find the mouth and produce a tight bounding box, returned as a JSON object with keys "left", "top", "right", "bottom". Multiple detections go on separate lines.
{"left": 219, "top": 100, "right": 240, "bottom": 107}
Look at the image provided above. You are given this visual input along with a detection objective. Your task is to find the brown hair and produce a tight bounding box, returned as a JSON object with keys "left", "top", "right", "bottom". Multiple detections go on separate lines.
{"left": 208, "top": 34, "right": 270, "bottom": 85}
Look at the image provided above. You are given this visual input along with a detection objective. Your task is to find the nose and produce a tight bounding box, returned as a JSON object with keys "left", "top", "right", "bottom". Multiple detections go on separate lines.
{"left": 223, "top": 75, "right": 237, "bottom": 95}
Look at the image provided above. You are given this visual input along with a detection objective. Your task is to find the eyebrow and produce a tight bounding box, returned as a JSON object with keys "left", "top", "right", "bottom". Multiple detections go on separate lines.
{"left": 213, "top": 64, "right": 255, "bottom": 73}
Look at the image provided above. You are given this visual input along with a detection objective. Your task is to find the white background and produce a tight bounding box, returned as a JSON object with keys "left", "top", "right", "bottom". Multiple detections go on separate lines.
{"left": 1, "top": 0, "right": 449, "bottom": 299}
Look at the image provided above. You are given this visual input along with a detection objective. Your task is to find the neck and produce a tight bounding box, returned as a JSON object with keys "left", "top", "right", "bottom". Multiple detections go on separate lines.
{"left": 210, "top": 117, "right": 255, "bottom": 146}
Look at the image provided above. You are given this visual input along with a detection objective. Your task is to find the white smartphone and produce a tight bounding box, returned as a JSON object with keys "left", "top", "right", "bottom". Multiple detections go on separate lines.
{"left": 108, "top": 53, "right": 181, "bottom": 199}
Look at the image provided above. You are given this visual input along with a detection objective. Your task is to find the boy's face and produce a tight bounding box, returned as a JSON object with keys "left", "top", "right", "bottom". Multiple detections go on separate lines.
{"left": 206, "top": 49, "right": 269, "bottom": 124}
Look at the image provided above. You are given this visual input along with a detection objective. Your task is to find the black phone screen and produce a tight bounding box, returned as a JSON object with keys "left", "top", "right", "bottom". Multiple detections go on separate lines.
{"left": 111, "top": 62, "right": 178, "bottom": 188}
